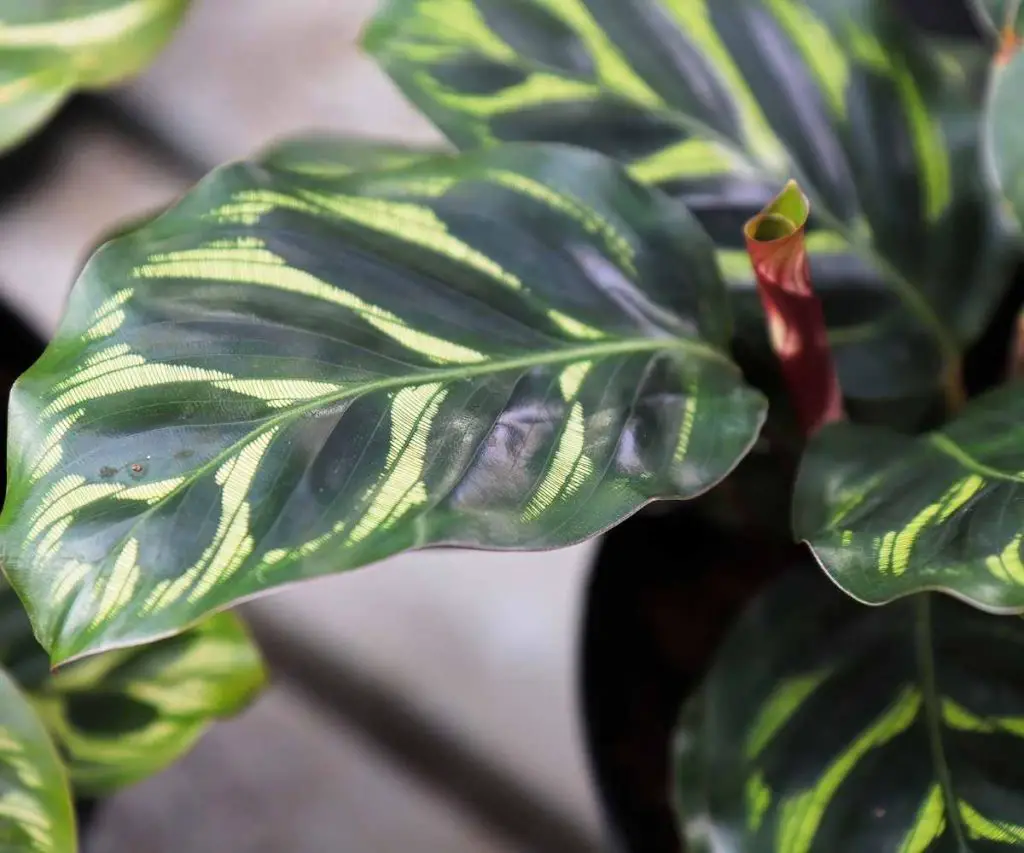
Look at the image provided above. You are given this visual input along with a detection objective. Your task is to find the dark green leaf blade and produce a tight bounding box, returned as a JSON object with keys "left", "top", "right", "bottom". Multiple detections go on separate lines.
{"left": 676, "top": 569, "right": 1024, "bottom": 851}
{"left": 0, "top": 1, "right": 190, "bottom": 154}
{"left": 0, "top": 576, "right": 265, "bottom": 795}
{"left": 794, "top": 380, "right": 1024, "bottom": 611}
{"left": 1, "top": 141, "right": 766, "bottom": 663}
{"left": 365, "top": 0, "right": 1009, "bottom": 402}
{"left": 0, "top": 666, "right": 75, "bottom": 853}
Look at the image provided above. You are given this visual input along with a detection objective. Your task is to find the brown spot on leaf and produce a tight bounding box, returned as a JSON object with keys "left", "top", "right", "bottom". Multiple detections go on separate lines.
{"left": 99, "top": 466, "right": 118, "bottom": 478}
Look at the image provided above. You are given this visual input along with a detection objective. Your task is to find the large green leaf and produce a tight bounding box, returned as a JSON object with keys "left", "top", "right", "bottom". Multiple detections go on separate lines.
{"left": 793, "top": 380, "right": 1024, "bottom": 611}
{"left": 0, "top": 141, "right": 766, "bottom": 663}
{"left": 0, "top": 0, "right": 190, "bottom": 155}
{"left": 365, "top": 0, "right": 1009, "bottom": 401}
{"left": 676, "top": 569, "right": 1024, "bottom": 851}
{"left": 0, "top": 666, "right": 75, "bottom": 853}
{"left": 0, "top": 580, "right": 264, "bottom": 795}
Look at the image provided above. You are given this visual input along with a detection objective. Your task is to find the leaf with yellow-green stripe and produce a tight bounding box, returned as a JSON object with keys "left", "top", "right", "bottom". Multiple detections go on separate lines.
{"left": 794, "top": 380, "right": 1024, "bottom": 611}
{"left": 366, "top": 0, "right": 1010, "bottom": 403}
{"left": 0, "top": 140, "right": 765, "bottom": 664}
{"left": 0, "top": 577, "right": 265, "bottom": 795}
{"left": 0, "top": 666, "right": 75, "bottom": 853}
{"left": 0, "top": 0, "right": 190, "bottom": 154}
{"left": 676, "top": 567, "right": 1024, "bottom": 852}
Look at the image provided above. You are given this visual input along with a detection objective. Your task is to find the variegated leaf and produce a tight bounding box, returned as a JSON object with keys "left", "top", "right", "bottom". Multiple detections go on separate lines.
{"left": 793, "top": 380, "right": 1024, "bottom": 611}
{"left": 0, "top": 141, "right": 766, "bottom": 663}
{"left": 365, "top": 0, "right": 1009, "bottom": 402}
{"left": 676, "top": 569, "right": 1024, "bottom": 852}
{"left": 0, "top": 667, "right": 75, "bottom": 853}
{"left": 0, "top": 0, "right": 190, "bottom": 154}
{"left": 0, "top": 579, "right": 264, "bottom": 795}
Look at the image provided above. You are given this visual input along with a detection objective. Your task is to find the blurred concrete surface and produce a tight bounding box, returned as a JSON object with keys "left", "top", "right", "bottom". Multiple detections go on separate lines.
{"left": 88, "top": 688, "right": 518, "bottom": 853}
{"left": 0, "top": 0, "right": 605, "bottom": 850}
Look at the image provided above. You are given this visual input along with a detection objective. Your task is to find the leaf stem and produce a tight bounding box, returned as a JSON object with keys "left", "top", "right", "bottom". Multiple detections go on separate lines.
{"left": 914, "top": 593, "right": 967, "bottom": 850}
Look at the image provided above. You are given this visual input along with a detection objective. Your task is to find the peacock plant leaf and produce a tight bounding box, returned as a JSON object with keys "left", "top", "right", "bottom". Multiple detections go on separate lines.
{"left": 365, "top": 0, "right": 1010, "bottom": 405}
{"left": 793, "top": 380, "right": 1024, "bottom": 612}
{"left": 0, "top": 0, "right": 190, "bottom": 155}
{"left": 676, "top": 568, "right": 1024, "bottom": 852}
{"left": 0, "top": 579, "right": 265, "bottom": 795}
{"left": 0, "top": 666, "right": 75, "bottom": 853}
{"left": 0, "top": 140, "right": 766, "bottom": 663}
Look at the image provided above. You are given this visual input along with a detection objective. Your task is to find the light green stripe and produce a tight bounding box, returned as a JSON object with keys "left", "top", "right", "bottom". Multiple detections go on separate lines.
{"left": 659, "top": 0, "right": 786, "bottom": 170}
{"left": 746, "top": 670, "right": 831, "bottom": 758}
{"left": 532, "top": 0, "right": 663, "bottom": 106}
{"left": 776, "top": 687, "right": 921, "bottom": 853}
{"left": 0, "top": 0, "right": 173, "bottom": 47}
{"left": 897, "top": 785, "right": 945, "bottom": 853}
{"left": 763, "top": 0, "right": 848, "bottom": 116}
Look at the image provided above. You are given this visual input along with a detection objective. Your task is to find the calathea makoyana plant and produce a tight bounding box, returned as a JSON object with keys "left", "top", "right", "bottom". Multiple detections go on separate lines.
{"left": 1, "top": 0, "right": 1024, "bottom": 850}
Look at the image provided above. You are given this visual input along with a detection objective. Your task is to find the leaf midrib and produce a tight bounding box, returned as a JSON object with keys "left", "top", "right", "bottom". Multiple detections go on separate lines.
{"left": 45, "top": 333, "right": 729, "bottom": 607}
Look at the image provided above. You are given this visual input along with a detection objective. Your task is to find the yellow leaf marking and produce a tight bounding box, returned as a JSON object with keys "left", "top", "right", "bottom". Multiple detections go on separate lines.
{"left": 897, "top": 784, "right": 945, "bottom": 853}
{"left": 559, "top": 362, "right": 592, "bottom": 402}
{"left": 960, "top": 801, "right": 1024, "bottom": 843}
{"left": 763, "top": 0, "right": 848, "bottom": 116}
{"left": 746, "top": 670, "right": 831, "bottom": 759}
{"left": 523, "top": 402, "right": 593, "bottom": 521}
{"left": 135, "top": 237, "right": 487, "bottom": 365}
{"left": 985, "top": 534, "right": 1024, "bottom": 585}
{"left": 776, "top": 687, "right": 920, "bottom": 853}
{"left": 0, "top": 0, "right": 173, "bottom": 48}
{"left": 659, "top": 0, "right": 786, "bottom": 170}
{"left": 349, "top": 383, "right": 448, "bottom": 544}
{"left": 746, "top": 771, "right": 772, "bottom": 831}
{"left": 90, "top": 538, "right": 141, "bottom": 628}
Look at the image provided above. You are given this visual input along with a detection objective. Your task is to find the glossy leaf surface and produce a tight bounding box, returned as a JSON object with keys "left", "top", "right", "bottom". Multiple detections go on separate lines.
{"left": 0, "top": 141, "right": 765, "bottom": 662}
{"left": 0, "top": 0, "right": 189, "bottom": 154}
{"left": 794, "top": 381, "right": 1024, "bottom": 611}
{"left": 0, "top": 579, "right": 264, "bottom": 794}
{"left": 676, "top": 569, "right": 1024, "bottom": 851}
{"left": 0, "top": 667, "right": 74, "bottom": 853}
{"left": 366, "top": 0, "right": 1008, "bottom": 401}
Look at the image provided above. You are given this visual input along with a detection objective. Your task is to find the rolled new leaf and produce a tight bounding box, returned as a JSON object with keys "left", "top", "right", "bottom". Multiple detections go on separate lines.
{"left": 0, "top": 141, "right": 766, "bottom": 663}
{"left": 744, "top": 180, "right": 843, "bottom": 435}
{"left": 676, "top": 567, "right": 1024, "bottom": 851}
{"left": 367, "top": 0, "right": 1008, "bottom": 406}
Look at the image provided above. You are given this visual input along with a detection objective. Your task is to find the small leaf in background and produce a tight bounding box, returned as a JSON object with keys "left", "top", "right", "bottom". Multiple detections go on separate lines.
{"left": 0, "top": 580, "right": 265, "bottom": 796}
{"left": 793, "top": 380, "right": 1024, "bottom": 611}
{"left": 0, "top": 0, "right": 190, "bottom": 155}
{"left": 366, "top": 0, "right": 1010, "bottom": 405}
{"left": 968, "top": 0, "right": 1024, "bottom": 37}
{"left": 0, "top": 141, "right": 766, "bottom": 663}
{"left": 0, "top": 666, "right": 75, "bottom": 853}
{"left": 985, "top": 11, "right": 1024, "bottom": 232}
{"left": 744, "top": 180, "right": 843, "bottom": 434}
{"left": 676, "top": 568, "right": 1024, "bottom": 851}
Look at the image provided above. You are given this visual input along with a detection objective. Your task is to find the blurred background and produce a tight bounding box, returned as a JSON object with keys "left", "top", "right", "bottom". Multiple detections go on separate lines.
{"left": 0, "top": 2, "right": 606, "bottom": 851}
